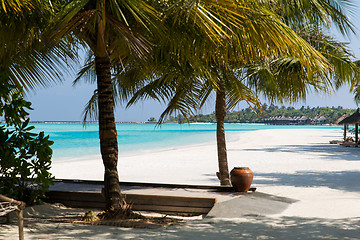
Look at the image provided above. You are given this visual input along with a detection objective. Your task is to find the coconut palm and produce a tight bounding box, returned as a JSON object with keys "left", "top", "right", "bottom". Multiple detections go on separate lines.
{"left": 48, "top": 0, "right": 162, "bottom": 213}
{"left": 121, "top": 0, "right": 358, "bottom": 186}
{"left": 195, "top": 0, "right": 359, "bottom": 186}
{"left": 208, "top": 1, "right": 359, "bottom": 185}
{"left": 210, "top": 0, "right": 359, "bottom": 185}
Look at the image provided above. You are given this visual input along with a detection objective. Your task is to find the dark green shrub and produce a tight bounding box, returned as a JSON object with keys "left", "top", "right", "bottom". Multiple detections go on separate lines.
{"left": 0, "top": 83, "right": 54, "bottom": 205}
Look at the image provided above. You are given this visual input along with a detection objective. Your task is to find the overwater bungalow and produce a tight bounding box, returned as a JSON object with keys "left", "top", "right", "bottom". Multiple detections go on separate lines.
{"left": 264, "top": 115, "right": 328, "bottom": 125}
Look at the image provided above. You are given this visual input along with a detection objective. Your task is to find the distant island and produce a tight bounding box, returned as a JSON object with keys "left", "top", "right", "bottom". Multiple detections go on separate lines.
{"left": 2, "top": 106, "right": 354, "bottom": 125}
{"left": 166, "top": 105, "right": 354, "bottom": 125}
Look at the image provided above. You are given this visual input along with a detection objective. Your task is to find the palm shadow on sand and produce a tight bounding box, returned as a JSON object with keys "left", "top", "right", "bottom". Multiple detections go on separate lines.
{"left": 253, "top": 170, "right": 360, "bottom": 192}
{"left": 228, "top": 143, "right": 360, "bottom": 192}
{"left": 239, "top": 143, "right": 360, "bottom": 161}
{"left": 2, "top": 214, "right": 359, "bottom": 240}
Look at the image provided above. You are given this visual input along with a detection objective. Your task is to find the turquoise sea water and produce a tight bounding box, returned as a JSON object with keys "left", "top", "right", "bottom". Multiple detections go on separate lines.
{"left": 27, "top": 122, "right": 343, "bottom": 160}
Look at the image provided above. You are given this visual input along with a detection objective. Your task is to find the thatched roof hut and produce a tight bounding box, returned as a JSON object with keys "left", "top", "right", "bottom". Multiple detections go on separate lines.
{"left": 332, "top": 113, "right": 349, "bottom": 125}
{"left": 339, "top": 109, "right": 360, "bottom": 125}
{"left": 339, "top": 108, "right": 360, "bottom": 143}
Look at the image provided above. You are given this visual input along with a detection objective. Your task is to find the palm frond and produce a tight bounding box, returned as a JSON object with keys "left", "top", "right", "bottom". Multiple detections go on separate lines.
{"left": 223, "top": 70, "right": 261, "bottom": 111}
{"left": 165, "top": 0, "right": 331, "bottom": 74}
{"left": 261, "top": 0, "right": 356, "bottom": 36}
{"left": 73, "top": 51, "right": 97, "bottom": 86}
{"left": 0, "top": 0, "right": 33, "bottom": 14}
{"left": 82, "top": 89, "right": 98, "bottom": 124}
{"left": 0, "top": 1, "right": 79, "bottom": 92}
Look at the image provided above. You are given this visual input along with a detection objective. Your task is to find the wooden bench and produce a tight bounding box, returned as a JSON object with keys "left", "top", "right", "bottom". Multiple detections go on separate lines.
{"left": 46, "top": 191, "right": 216, "bottom": 216}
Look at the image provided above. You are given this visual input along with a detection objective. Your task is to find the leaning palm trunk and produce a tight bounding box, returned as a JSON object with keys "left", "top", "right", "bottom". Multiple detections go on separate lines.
{"left": 215, "top": 82, "right": 231, "bottom": 186}
{"left": 95, "top": 56, "right": 124, "bottom": 210}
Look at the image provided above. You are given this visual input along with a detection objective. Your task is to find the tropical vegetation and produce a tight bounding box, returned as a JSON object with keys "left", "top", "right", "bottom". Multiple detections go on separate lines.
{"left": 0, "top": 83, "right": 53, "bottom": 205}
{"left": 0, "top": 0, "right": 74, "bottom": 205}
{"left": 167, "top": 105, "right": 354, "bottom": 124}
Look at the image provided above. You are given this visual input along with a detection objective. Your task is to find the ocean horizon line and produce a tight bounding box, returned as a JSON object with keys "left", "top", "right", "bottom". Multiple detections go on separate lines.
{"left": 27, "top": 120, "right": 218, "bottom": 124}
{"left": 28, "top": 120, "right": 156, "bottom": 124}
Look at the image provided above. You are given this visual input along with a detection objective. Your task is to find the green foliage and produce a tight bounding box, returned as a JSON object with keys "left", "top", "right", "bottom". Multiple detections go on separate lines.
{"left": 170, "top": 105, "right": 353, "bottom": 124}
{"left": 0, "top": 82, "right": 54, "bottom": 205}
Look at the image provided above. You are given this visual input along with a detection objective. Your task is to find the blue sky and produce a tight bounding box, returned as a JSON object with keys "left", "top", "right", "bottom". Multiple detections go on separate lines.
{"left": 26, "top": 3, "right": 360, "bottom": 122}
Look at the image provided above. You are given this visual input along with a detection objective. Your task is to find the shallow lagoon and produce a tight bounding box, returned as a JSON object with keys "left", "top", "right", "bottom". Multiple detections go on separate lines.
{"left": 30, "top": 122, "right": 343, "bottom": 159}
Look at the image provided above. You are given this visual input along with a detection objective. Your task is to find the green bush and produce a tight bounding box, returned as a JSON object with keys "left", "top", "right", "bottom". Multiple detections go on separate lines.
{"left": 0, "top": 83, "right": 54, "bottom": 205}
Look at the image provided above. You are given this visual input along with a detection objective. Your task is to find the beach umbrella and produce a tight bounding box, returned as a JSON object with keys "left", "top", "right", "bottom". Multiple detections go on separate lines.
{"left": 339, "top": 109, "right": 360, "bottom": 143}
{"left": 333, "top": 113, "right": 349, "bottom": 140}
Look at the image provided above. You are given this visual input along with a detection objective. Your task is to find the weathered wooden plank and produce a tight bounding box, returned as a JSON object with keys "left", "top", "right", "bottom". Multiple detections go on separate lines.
{"left": 47, "top": 191, "right": 216, "bottom": 208}
{"left": 125, "top": 194, "right": 216, "bottom": 208}
{"left": 47, "top": 191, "right": 104, "bottom": 202}
{"left": 47, "top": 199, "right": 211, "bottom": 215}
{"left": 46, "top": 191, "right": 216, "bottom": 216}
{"left": 131, "top": 204, "right": 211, "bottom": 214}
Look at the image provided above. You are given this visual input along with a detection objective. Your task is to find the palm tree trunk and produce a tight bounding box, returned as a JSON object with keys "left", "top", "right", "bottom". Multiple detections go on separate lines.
{"left": 95, "top": 56, "right": 124, "bottom": 210}
{"left": 215, "top": 82, "right": 231, "bottom": 186}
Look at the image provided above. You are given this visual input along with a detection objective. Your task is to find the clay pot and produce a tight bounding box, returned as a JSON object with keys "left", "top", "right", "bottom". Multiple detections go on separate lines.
{"left": 230, "top": 167, "right": 253, "bottom": 192}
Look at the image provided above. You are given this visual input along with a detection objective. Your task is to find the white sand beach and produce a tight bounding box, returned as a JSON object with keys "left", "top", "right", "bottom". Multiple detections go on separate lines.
{"left": 1, "top": 128, "right": 360, "bottom": 239}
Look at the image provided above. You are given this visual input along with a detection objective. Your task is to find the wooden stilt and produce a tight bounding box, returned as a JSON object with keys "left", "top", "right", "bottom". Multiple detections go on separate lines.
{"left": 0, "top": 195, "right": 25, "bottom": 240}
{"left": 16, "top": 209, "right": 24, "bottom": 240}
{"left": 356, "top": 123, "right": 358, "bottom": 143}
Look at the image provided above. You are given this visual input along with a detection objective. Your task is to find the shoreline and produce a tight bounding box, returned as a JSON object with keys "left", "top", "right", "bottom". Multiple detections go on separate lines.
{"left": 51, "top": 128, "right": 360, "bottom": 184}
{"left": 33, "top": 122, "right": 344, "bottom": 160}
{"left": 25, "top": 120, "right": 344, "bottom": 126}
{"left": 52, "top": 130, "right": 244, "bottom": 162}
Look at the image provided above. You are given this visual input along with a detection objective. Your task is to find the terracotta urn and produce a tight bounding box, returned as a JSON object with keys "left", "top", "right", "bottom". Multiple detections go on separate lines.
{"left": 230, "top": 167, "right": 254, "bottom": 192}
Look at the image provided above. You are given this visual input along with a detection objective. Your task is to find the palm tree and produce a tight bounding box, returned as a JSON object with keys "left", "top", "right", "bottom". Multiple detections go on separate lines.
{"left": 210, "top": 0, "right": 359, "bottom": 185}
{"left": 48, "top": 0, "right": 162, "bottom": 213}
{"left": 202, "top": 0, "right": 359, "bottom": 186}
{"left": 214, "top": 0, "right": 359, "bottom": 185}
{"left": 123, "top": 0, "right": 358, "bottom": 186}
